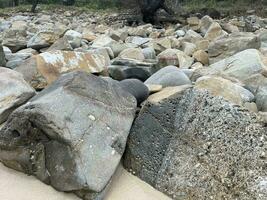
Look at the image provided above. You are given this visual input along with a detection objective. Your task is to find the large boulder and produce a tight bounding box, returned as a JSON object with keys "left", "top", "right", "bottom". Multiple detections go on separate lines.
{"left": 16, "top": 50, "right": 110, "bottom": 90}
{"left": 0, "top": 71, "right": 137, "bottom": 199}
{"left": 124, "top": 87, "right": 267, "bottom": 199}
{"left": 198, "top": 49, "right": 267, "bottom": 82}
{"left": 208, "top": 32, "right": 261, "bottom": 63}
{"left": 195, "top": 76, "right": 254, "bottom": 105}
{"left": 0, "top": 67, "right": 35, "bottom": 124}
{"left": 2, "top": 28, "right": 27, "bottom": 52}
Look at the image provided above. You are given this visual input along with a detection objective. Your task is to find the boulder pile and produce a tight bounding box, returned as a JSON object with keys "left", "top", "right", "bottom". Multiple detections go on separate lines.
{"left": 0, "top": 9, "right": 267, "bottom": 200}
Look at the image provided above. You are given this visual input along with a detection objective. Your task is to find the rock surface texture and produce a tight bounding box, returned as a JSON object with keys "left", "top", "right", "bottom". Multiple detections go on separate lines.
{"left": 124, "top": 88, "right": 267, "bottom": 200}
{"left": 0, "top": 71, "right": 137, "bottom": 199}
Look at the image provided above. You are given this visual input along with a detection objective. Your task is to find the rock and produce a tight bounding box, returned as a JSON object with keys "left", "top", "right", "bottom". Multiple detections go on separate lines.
{"left": 0, "top": 67, "right": 35, "bottom": 124}
{"left": 158, "top": 49, "right": 194, "bottom": 69}
{"left": 175, "top": 30, "right": 185, "bottom": 37}
{"left": 126, "top": 36, "right": 150, "bottom": 46}
{"left": 148, "top": 38, "right": 172, "bottom": 54}
{"left": 222, "top": 22, "right": 239, "bottom": 33}
{"left": 118, "top": 79, "right": 149, "bottom": 104}
{"left": 118, "top": 48, "right": 145, "bottom": 61}
{"left": 195, "top": 76, "right": 254, "bottom": 105}
{"left": 244, "top": 102, "right": 258, "bottom": 112}
{"left": 0, "top": 45, "right": 6, "bottom": 67}
{"left": 183, "top": 30, "right": 203, "bottom": 44}
{"left": 46, "top": 37, "right": 73, "bottom": 52}
{"left": 193, "top": 50, "right": 209, "bottom": 65}
{"left": 142, "top": 47, "right": 156, "bottom": 60}
{"left": 187, "top": 17, "right": 200, "bottom": 31}
{"left": 145, "top": 84, "right": 163, "bottom": 94}
{"left": 109, "top": 29, "right": 128, "bottom": 42}
{"left": 204, "top": 22, "right": 224, "bottom": 41}
{"left": 209, "top": 49, "right": 267, "bottom": 81}
{"left": 6, "top": 59, "right": 24, "bottom": 69}
{"left": 124, "top": 87, "right": 267, "bottom": 199}
{"left": 2, "top": 28, "right": 27, "bottom": 52}
{"left": 208, "top": 32, "right": 261, "bottom": 63}
{"left": 108, "top": 64, "right": 151, "bottom": 82}
{"left": 195, "top": 39, "right": 209, "bottom": 51}
{"left": 16, "top": 50, "right": 109, "bottom": 90}
{"left": 63, "top": 30, "right": 82, "bottom": 49}
{"left": 145, "top": 66, "right": 192, "bottom": 88}
{"left": 200, "top": 15, "right": 214, "bottom": 35}
{"left": 0, "top": 71, "right": 137, "bottom": 199}
{"left": 181, "top": 42, "right": 197, "bottom": 56}
{"left": 82, "top": 30, "right": 97, "bottom": 42}
{"left": 17, "top": 48, "right": 38, "bottom": 55}
{"left": 27, "top": 31, "right": 61, "bottom": 50}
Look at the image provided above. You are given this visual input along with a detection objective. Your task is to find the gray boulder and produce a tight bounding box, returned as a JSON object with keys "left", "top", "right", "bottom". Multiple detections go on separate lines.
{"left": 124, "top": 87, "right": 267, "bottom": 199}
{"left": 0, "top": 71, "right": 137, "bottom": 199}
{"left": 118, "top": 79, "right": 149, "bottom": 104}
{"left": 208, "top": 32, "right": 261, "bottom": 63}
{"left": 0, "top": 67, "right": 35, "bottom": 124}
{"left": 145, "top": 66, "right": 192, "bottom": 88}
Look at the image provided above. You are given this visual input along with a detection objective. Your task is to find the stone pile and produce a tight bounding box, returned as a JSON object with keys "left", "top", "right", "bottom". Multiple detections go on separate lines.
{"left": 0, "top": 9, "right": 266, "bottom": 200}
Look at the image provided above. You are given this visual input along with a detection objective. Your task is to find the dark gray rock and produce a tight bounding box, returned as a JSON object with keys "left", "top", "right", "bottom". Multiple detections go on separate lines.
{"left": 108, "top": 65, "right": 151, "bottom": 82}
{"left": 0, "top": 45, "right": 6, "bottom": 67}
{"left": 0, "top": 71, "right": 137, "bottom": 199}
{"left": 144, "top": 66, "right": 192, "bottom": 88}
{"left": 119, "top": 79, "right": 149, "bottom": 104}
{"left": 124, "top": 88, "right": 267, "bottom": 199}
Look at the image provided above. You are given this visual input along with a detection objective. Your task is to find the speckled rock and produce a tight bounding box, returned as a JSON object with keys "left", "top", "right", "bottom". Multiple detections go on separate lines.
{"left": 124, "top": 88, "right": 267, "bottom": 200}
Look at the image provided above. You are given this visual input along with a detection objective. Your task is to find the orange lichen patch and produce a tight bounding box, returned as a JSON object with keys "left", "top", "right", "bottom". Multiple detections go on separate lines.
{"left": 36, "top": 51, "right": 108, "bottom": 85}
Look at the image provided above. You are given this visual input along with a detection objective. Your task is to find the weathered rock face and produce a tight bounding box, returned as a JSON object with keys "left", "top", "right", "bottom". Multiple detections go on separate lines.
{"left": 0, "top": 45, "right": 6, "bottom": 67}
{"left": 195, "top": 76, "right": 254, "bottom": 105}
{"left": 194, "top": 49, "right": 267, "bottom": 82}
{"left": 0, "top": 71, "right": 137, "bottom": 199}
{"left": 0, "top": 67, "right": 35, "bottom": 124}
{"left": 27, "top": 31, "right": 62, "bottom": 50}
{"left": 16, "top": 50, "right": 110, "bottom": 90}
{"left": 208, "top": 32, "right": 261, "bottom": 63}
{"left": 124, "top": 88, "right": 267, "bottom": 199}
{"left": 2, "top": 28, "right": 27, "bottom": 52}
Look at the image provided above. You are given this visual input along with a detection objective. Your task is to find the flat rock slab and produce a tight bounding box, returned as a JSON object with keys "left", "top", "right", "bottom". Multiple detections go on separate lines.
{"left": 124, "top": 87, "right": 267, "bottom": 199}
{"left": 0, "top": 71, "right": 137, "bottom": 199}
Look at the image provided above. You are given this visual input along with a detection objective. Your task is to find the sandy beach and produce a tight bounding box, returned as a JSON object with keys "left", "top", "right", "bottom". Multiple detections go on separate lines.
{"left": 0, "top": 163, "right": 171, "bottom": 200}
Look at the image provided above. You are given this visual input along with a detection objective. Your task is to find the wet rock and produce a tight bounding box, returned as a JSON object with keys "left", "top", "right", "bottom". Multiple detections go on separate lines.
{"left": 0, "top": 71, "right": 137, "bottom": 199}
{"left": 0, "top": 67, "right": 35, "bottom": 124}
{"left": 124, "top": 87, "right": 267, "bottom": 199}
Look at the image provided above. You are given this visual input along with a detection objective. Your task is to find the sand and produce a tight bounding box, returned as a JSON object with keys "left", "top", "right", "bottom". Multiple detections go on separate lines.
{"left": 0, "top": 163, "right": 171, "bottom": 200}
